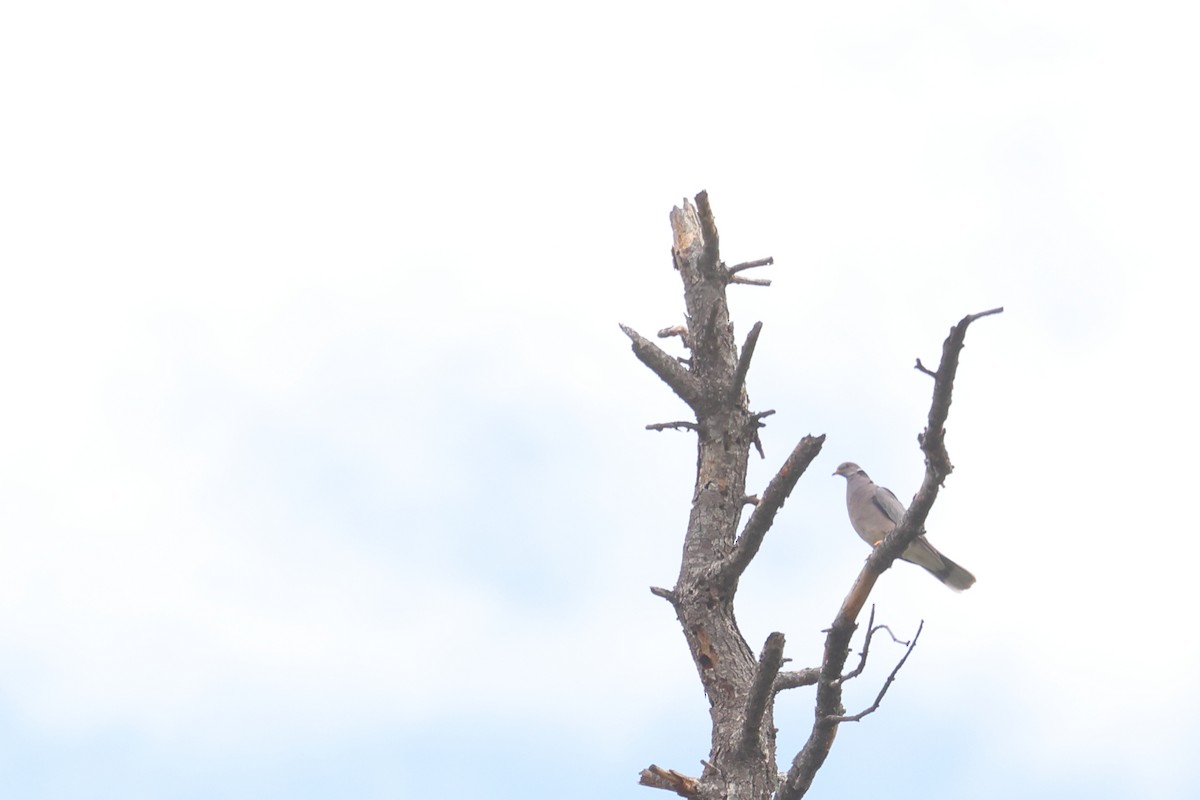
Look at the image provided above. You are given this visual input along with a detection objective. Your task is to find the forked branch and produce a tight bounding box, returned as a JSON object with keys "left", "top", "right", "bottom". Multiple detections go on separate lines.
{"left": 777, "top": 307, "right": 1002, "bottom": 800}
{"left": 827, "top": 621, "right": 924, "bottom": 724}
{"left": 836, "top": 604, "right": 879, "bottom": 685}
{"left": 728, "top": 257, "right": 774, "bottom": 275}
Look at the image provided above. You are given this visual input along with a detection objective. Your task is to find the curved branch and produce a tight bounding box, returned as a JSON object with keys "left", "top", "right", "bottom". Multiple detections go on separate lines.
{"left": 836, "top": 605, "right": 878, "bottom": 684}
{"left": 826, "top": 621, "right": 923, "bottom": 724}
{"left": 776, "top": 307, "right": 1002, "bottom": 800}
{"left": 917, "top": 306, "right": 1004, "bottom": 477}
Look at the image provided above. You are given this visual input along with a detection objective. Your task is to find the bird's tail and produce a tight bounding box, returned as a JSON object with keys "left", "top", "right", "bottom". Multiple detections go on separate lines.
{"left": 928, "top": 553, "right": 976, "bottom": 592}
{"left": 902, "top": 537, "right": 977, "bottom": 591}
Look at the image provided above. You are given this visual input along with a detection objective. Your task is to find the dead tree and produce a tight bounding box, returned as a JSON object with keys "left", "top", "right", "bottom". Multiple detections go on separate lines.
{"left": 622, "top": 191, "right": 1001, "bottom": 800}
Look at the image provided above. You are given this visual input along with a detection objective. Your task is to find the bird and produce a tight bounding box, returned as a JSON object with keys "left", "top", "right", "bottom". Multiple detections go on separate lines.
{"left": 833, "top": 462, "right": 976, "bottom": 591}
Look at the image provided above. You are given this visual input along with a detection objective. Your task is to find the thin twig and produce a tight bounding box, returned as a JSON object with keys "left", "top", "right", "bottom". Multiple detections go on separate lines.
{"left": 728, "top": 257, "right": 774, "bottom": 275}
{"left": 837, "top": 623, "right": 911, "bottom": 686}
{"left": 914, "top": 358, "right": 937, "bottom": 378}
{"left": 968, "top": 306, "right": 1005, "bottom": 322}
{"left": 730, "top": 275, "right": 772, "bottom": 287}
{"left": 826, "top": 620, "right": 923, "bottom": 723}
{"left": 871, "top": 625, "right": 911, "bottom": 647}
{"left": 646, "top": 421, "right": 699, "bottom": 433}
{"left": 837, "top": 605, "right": 877, "bottom": 684}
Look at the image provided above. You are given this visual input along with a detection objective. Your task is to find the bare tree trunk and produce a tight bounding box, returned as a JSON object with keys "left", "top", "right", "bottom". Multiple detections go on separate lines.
{"left": 624, "top": 192, "right": 1001, "bottom": 800}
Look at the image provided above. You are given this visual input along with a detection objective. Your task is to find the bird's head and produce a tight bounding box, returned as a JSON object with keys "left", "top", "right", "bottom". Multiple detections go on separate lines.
{"left": 833, "top": 462, "right": 864, "bottom": 479}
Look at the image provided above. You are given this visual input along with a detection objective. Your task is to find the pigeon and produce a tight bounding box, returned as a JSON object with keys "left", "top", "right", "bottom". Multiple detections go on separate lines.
{"left": 833, "top": 462, "right": 976, "bottom": 591}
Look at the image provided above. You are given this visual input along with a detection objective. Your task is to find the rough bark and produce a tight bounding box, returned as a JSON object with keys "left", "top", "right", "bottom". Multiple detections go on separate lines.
{"left": 624, "top": 191, "right": 1001, "bottom": 800}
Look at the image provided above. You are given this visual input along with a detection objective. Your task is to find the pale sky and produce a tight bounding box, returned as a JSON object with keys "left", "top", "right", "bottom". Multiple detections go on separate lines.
{"left": 3, "top": 1, "right": 1199, "bottom": 798}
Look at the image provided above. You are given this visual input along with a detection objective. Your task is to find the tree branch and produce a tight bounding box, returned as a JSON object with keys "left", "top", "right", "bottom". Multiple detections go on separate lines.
{"left": 720, "top": 434, "right": 826, "bottom": 582}
{"left": 774, "top": 668, "right": 821, "bottom": 692}
{"left": 777, "top": 307, "right": 1002, "bottom": 800}
{"left": 730, "top": 275, "right": 772, "bottom": 287}
{"left": 650, "top": 586, "right": 679, "bottom": 604}
{"left": 729, "top": 322, "right": 763, "bottom": 403}
{"left": 826, "top": 621, "right": 923, "bottom": 723}
{"left": 639, "top": 765, "right": 700, "bottom": 798}
{"left": 913, "top": 358, "right": 937, "bottom": 378}
{"left": 916, "top": 306, "right": 1004, "bottom": 479}
{"left": 632, "top": 190, "right": 999, "bottom": 800}
{"left": 620, "top": 323, "right": 706, "bottom": 411}
{"left": 694, "top": 191, "right": 721, "bottom": 277}
{"left": 835, "top": 605, "right": 878, "bottom": 684}
{"left": 740, "top": 632, "right": 786, "bottom": 755}
{"left": 658, "top": 325, "right": 692, "bottom": 350}
{"left": 727, "top": 257, "right": 774, "bottom": 275}
{"left": 647, "top": 421, "right": 699, "bottom": 433}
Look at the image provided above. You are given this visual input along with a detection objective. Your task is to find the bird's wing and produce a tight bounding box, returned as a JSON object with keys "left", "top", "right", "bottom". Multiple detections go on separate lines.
{"left": 871, "top": 485, "right": 907, "bottom": 525}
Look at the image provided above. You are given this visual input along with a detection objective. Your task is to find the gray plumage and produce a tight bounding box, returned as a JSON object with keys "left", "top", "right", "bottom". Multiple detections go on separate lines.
{"left": 833, "top": 462, "right": 976, "bottom": 591}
